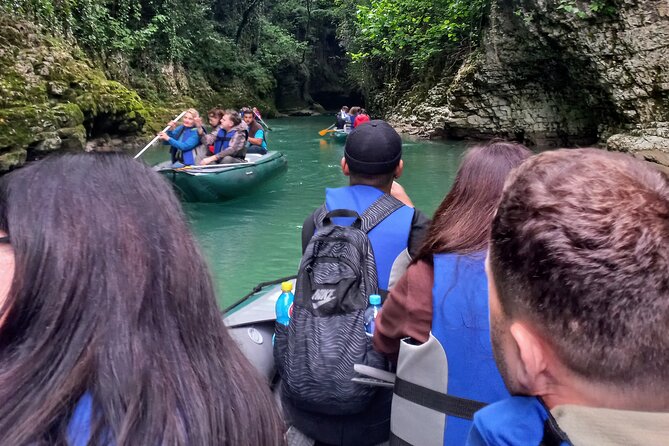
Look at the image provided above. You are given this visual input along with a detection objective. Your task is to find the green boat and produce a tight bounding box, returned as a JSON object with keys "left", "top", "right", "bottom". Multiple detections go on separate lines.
{"left": 332, "top": 129, "right": 349, "bottom": 142}
{"left": 156, "top": 151, "right": 288, "bottom": 202}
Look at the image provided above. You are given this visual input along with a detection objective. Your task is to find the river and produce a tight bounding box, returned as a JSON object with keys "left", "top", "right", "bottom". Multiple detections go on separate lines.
{"left": 144, "top": 116, "right": 469, "bottom": 307}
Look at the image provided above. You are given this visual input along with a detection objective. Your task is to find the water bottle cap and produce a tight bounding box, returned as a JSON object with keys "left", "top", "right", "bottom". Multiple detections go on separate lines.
{"left": 369, "top": 294, "right": 381, "bottom": 305}
{"left": 281, "top": 281, "right": 293, "bottom": 292}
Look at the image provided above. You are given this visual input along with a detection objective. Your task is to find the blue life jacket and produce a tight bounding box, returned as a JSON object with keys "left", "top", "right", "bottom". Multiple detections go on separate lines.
{"left": 165, "top": 125, "right": 199, "bottom": 165}
{"left": 467, "top": 396, "right": 572, "bottom": 445}
{"left": 212, "top": 128, "right": 227, "bottom": 154}
{"left": 432, "top": 253, "right": 510, "bottom": 445}
{"left": 325, "top": 185, "right": 414, "bottom": 291}
{"left": 212, "top": 128, "right": 247, "bottom": 157}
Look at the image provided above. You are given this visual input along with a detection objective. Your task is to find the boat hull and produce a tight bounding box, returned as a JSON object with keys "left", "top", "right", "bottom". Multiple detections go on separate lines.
{"left": 157, "top": 151, "right": 287, "bottom": 202}
{"left": 224, "top": 279, "right": 293, "bottom": 383}
{"left": 332, "top": 130, "right": 348, "bottom": 142}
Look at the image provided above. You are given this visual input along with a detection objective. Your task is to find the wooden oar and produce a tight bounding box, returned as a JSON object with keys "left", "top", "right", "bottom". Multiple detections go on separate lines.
{"left": 134, "top": 111, "right": 187, "bottom": 159}
{"left": 319, "top": 124, "right": 336, "bottom": 136}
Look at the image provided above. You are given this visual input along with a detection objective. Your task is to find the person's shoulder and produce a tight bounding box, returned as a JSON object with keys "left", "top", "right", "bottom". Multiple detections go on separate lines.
{"left": 470, "top": 397, "right": 547, "bottom": 445}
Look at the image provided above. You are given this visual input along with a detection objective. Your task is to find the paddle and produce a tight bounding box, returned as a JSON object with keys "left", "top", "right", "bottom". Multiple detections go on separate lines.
{"left": 252, "top": 107, "right": 272, "bottom": 131}
{"left": 177, "top": 161, "right": 254, "bottom": 170}
{"left": 319, "top": 124, "right": 336, "bottom": 136}
{"left": 134, "top": 111, "right": 187, "bottom": 159}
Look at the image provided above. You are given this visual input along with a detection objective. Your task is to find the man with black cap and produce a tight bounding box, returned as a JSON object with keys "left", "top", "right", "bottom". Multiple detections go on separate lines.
{"left": 286, "top": 120, "right": 430, "bottom": 446}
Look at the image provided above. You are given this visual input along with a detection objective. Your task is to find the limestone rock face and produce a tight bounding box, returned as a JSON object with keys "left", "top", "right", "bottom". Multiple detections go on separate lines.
{"left": 386, "top": 0, "right": 669, "bottom": 163}
{"left": 0, "top": 18, "right": 148, "bottom": 171}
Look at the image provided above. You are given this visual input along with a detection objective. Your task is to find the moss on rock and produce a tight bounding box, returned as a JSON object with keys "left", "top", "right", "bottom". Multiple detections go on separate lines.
{"left": 0, "top": 16, "right": 150, "bottom": 170}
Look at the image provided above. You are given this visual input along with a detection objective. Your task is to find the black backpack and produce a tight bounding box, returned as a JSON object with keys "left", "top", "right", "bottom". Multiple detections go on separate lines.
{"left": 274, "top": 194, "right": 403, "bottom": 415}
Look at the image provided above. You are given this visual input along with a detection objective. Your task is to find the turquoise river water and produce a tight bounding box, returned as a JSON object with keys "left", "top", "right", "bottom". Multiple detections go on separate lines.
{"left": 144, "top": 116, "right": 469, "bottom": 307}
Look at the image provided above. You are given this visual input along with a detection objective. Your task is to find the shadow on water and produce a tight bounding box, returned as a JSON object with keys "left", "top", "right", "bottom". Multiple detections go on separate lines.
{"left": 142, "top": 116, "right": 470, "bottom": 306}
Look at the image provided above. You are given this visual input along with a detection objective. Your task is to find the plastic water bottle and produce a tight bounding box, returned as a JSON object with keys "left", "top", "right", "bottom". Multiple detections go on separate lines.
{"left": 364, "top": 294, "right": 382, "bottom": 336}
{"left": 273, "top": 281, "right": 295, "bottom": 345}
{"left": 275, "top": 281, "right": 295, "bottom": 326}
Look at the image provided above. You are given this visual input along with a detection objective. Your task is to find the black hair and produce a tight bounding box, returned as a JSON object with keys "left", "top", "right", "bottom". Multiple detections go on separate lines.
{"left": 0, "top": 153, "right": 284, "bottom": 445}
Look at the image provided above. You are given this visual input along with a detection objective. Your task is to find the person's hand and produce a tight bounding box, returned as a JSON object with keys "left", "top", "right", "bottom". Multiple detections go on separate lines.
{"left": 158, "top": 132, "right": 170, "bottom": 141}
{"left": 200, "top": 156, "right": 216, "bottom": 166}
{"left": 194, "top": 117, "right": 203, "bottom": 128}
{"left": 391, "top": 181, "right": 414, "bottom": 207}
{"left": 168, "top": 121, "right": 177, "bottom": 130}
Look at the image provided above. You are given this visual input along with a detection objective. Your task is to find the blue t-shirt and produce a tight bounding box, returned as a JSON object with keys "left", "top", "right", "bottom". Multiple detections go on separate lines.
{"left": 68, "top": 394, "right": 114, "bottom": 446}
{"left": 251, "top": 128, "right": 267, "bottom": 149}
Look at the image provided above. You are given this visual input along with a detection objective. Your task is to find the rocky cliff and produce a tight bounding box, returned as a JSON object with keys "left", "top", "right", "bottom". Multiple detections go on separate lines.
{"left": 387, "top": 0, "right": 669, "bottom": 167}
{"left": 0, "top": 18, "right": 149, "bottom": 171}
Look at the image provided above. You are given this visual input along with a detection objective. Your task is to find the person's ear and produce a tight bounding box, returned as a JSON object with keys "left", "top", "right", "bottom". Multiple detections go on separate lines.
{"left": 509, "top": 322, "right": 550, "bottom": 395}
{"left": 394, "top": 160, "right": 404, "bottom": 179}
{"left": 341, "top": 157, "right": 350, "bottom": 176}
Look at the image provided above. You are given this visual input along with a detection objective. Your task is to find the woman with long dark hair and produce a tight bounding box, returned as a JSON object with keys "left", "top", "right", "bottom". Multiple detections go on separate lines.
{"left": 0, "top": 153, "right": 284, "bottom": 445}
{"left": 372, "top": 140, "right": 532, "bottom": 445}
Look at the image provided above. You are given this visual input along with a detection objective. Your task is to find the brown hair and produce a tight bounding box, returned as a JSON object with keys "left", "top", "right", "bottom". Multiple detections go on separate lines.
{"left": 415, "top": 140, "right": 532, "bottom": 262}
{"left": 224, "top": 109, "right": 242, "bottom": 126}
{"left": 349, "top": 106, "right": 361, "bottom": 115}
{"left": 208, "top": 108, "right": 223, "bottom": 119}
{"left": 490, "top": 148, "right": 669, "bottom": 388}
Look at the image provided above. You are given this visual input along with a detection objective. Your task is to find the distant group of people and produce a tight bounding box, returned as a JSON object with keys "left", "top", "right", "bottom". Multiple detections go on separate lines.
{"left": 335, "top": 106, "right": 370, "bottom": 131}
{"left": 0, "top": 118, "right": 667, "bottom": 445}
{"left": 158, "top": 106, "right": 268, "bottom": 168}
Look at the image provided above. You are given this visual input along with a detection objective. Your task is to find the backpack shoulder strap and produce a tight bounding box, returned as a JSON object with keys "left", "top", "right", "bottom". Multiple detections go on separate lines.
{"left": 301, "top": 205, "right": 327, "bottom": 254}
{"left": 360, "top": 194, "right": 404, "bottom": 234}
{"left": 313, "top": 204, "right": 328, "bottom": 229}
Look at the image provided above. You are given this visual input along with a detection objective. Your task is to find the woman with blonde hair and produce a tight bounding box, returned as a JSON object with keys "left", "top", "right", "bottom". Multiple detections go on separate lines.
{"left": 159, "top": 107, "right": 201, "bottom": 167}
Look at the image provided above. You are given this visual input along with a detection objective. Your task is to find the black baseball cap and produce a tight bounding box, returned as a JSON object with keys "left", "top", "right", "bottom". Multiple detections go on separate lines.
{"left": 344, "top": 120, "right": 402, "bottom": 175}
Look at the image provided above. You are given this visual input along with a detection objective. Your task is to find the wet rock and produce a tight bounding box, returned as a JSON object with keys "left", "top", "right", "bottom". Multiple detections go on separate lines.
{"left": 0, "top": 147, "right": 27, "bottom": 171}
{"left": 58, "top": 125, "right": 87, "bottom": 151}
{"left": 33, "top": 132, "right": 62, "bottom": 152}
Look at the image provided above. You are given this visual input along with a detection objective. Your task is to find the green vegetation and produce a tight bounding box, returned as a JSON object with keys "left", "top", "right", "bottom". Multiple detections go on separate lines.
{"left": 348, "top": 0, "right": 489, "bottom": 71}
{"left": 556, "top": 0, "right": 619, "bottom": 19}
{"left": 0, "top": 0, "right": 339, "bottom": 112}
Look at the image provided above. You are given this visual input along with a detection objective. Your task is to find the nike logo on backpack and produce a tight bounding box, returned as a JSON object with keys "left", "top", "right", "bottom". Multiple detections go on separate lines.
{"left": 312, "top": 288, "right": 337, "bottom": 309}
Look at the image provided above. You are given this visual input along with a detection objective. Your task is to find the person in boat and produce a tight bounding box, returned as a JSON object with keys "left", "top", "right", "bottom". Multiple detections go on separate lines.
{"left": 159, "top": 107, "right": 201, "bottom": 167}
{"left": 372, "top": 141, "right": 532, "bottom": 445}
{"left": 336, "top": 106, "right": 350, "bottom": 129}
{"left": 241, "top": 107, "right": 268, "bottom": 155}
{"left": 348, "top": 106, "right": 361, "bottom": 129}
{"left": 196, "top": 107, "right": 224, "bottom": 158}
{"left": 468, "top": 149, "right": 669, "bottom": 445}
{"left": 353, "top": 109, "right": 371, "bottom": 128}
{"left": 0, "top": 153, "right": 285, "bottom": 445}
{"left": 283, "top": 120, "right": 430, "bottom": 446}
{"left": 200, "top": 109, "right": 249, "bottom": 165}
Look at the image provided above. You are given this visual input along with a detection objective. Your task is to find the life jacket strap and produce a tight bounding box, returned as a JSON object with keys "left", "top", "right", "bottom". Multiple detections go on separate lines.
{"left": 393, "top": 376, "right": 487, "bottom": 420}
